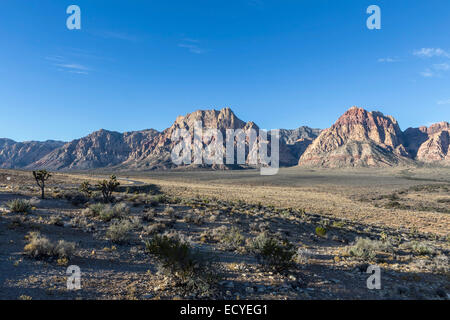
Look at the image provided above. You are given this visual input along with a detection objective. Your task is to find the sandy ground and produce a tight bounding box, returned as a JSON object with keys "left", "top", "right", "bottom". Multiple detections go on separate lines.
{"left": 0, "top": 168, "right": 448, "bottom": 300}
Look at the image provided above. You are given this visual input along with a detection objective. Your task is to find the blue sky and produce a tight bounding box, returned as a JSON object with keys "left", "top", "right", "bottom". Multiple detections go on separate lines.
{"left": 1, "top": 0, "right": 449, "bottom": 142}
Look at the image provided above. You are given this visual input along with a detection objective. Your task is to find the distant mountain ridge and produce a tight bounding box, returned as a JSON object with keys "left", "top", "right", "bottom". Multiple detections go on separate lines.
{"left": 0, "top": 107, "right": 448, "bottom": 170}
{"left": 0, "top": 139, "right": 65, "bottom": 169}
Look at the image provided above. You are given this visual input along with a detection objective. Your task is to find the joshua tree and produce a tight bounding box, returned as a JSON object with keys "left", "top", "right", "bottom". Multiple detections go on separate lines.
{"left": 79, "top": 181, "right": 92, "bottom": 197}
{"left": 97, "top": 175, "right": 120, "bottom": 203}
{"left": 33, "top": 170, "right": 52, "bottom": 199}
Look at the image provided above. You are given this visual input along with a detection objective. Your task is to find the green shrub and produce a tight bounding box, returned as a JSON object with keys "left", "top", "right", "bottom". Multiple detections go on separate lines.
{"left": 88, "top": 203, "right": 106, "bottom": 216}
{"left": 156, "top": 194, "right": 169, "bottom": 203}
{"left": 315, "top": 226, "right": 327, "bottom": 237}
{"left": 402, "top": 241, "right": 435, "bottom": 255}
{"left": 221, "top": 226, "right": 245, "bottom": 251}
{"left": 184, "top": 213, "right": 204, "bottom": 226}
{"left": 250, "top": 233, "right": 296, "bottom": 272}
{"left": 24, "top": 232, "right": 75, "bottom": 259}
{"left": 6, "top": 199, "right": 32, "bottom": 213}
{"left": 89, "top": 202, "right": 129, "bottom": 222}
{"left": 346, "top": 237, "right": 393, "bottom": 261}
{"left": 145, "top": 234, "right": 218, "bottom": 295}
{"left": 106, "top": 219, "right": 135, "bottom": 243}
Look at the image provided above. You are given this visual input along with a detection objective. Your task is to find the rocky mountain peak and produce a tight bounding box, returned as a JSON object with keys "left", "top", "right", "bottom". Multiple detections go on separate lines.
{"left": 299, "top": 107, "right": 410, "bottom": 167}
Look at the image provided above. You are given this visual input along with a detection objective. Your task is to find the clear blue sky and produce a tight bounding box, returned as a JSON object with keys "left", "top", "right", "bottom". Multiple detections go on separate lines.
{"left": 1, "top": 0, "right": 449, "bottom": 142}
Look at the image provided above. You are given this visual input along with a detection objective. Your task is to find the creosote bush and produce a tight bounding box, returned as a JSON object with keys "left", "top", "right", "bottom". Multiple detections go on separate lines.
{"left": 88, "top": 202, "right": 130, "bottom": 222}
{"left": 346, "top": 237, "right": 393, "bottom": 261}
{"left": 221, "top": 226, "right": 245, "bottom": 251}
{"left": 88, "top": 203, "right": 106, "bottom": 216}
{"left": 401, "top": 241, "right": 435, "bottom": 256}
{"left": 250, "top": 232, "right": 296, "bottom": 272}
{"left": 6, "top": 199, "right": 32, "bottom": 213}
{"left": 24, "top": 232, "right": 75, "bottom": 260}
{"left": 106, "top": 219, "right": 137, "bottom": 243}
{"left": 145, "top": 234, "right": 219, "bottom": 295}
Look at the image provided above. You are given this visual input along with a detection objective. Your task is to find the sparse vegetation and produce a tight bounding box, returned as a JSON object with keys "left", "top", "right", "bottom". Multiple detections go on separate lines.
{"left": 401, "top": 241, "right": 435, "bottom": 256}
{"left": 0, "top": 168, "right": 449, "bottom": 300}
{"left": 346, "top": 237, "right": 393, "bottom": 261}
{"left": 97, "top": 175, "right": 120, "bottom": 203}
{"left": 32, "top": 170, "right": 51, "bottom": 199}
{"left": 220, "top": 226, "right": 245, "bottom": 251}
{"left": 315, "top": 226, "right": 327, "bottom": 237}
{"left": 6, "top": 199, "right": 32, "bottom": 213}
{"left": 87, "top": 202, "right": 130, "bottom": 222}
{"left": 23, "top": 232, "right": 75, "bottom": 260}
{"left": 106, "top": 219, "right": 136, "bottom": 243}
{"left": 250, "top": 232, "right": 296, "bottom": 272}
{"left": 145, "top": 234, "right": 219, "bottom": 295}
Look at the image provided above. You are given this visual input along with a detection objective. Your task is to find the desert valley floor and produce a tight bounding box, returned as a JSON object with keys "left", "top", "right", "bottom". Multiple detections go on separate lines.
{"left": 0, "top": 167, "right": 449, "bottom": 300}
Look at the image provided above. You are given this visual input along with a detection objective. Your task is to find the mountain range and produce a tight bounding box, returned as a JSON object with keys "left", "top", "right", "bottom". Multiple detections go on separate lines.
{"left": 1, "top": 107, "right": 448, "bottom": 171}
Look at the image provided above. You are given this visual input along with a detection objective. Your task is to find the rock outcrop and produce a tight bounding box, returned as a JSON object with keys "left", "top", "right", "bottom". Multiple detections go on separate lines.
{"left": 28, "top": 129, "right": 159, "bottom": 171}
{"left": 1, "top": 107, "right": 448, "bottom": 171}
{"left": 0, "top": 139, "right": 65, "bottom": 169}
{"left": 405, "top": 122, "right": 450, "bottom": 164}
{"left": 298, "top": 107, "right": 412, "bottom": 167}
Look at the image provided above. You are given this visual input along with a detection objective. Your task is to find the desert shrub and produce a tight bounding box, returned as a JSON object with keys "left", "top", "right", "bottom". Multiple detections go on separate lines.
{"left": 315, "top": 226, "right": 327, "bottom": 237}
{"left": 88, "top": 203, "right": 105, "bottom": 216}
{"left": 48, "top": 215, "right": 63, "bottom": 226}
{"left": 24, "top": 232, "right": 75, "bottom": 259}
{"left": 346, "top": 237, "right": 393, "bottom": 261}
{"left": 332, "top": 221, "right": 345, "bottom": 228}
{"left": 145, "top": 234, "right": 218, "bottom": 295}
{"left": 143, "top": 222, "right": 166, "bottom": 235}
{"left": 163, "top": 206, "right": 175, "bottom": 217}
{"left": 106, "top": 219, "right": 136, "bottom": 243}
{"left": 70, "top": 215, "right": 94, "bottom": 230}
{"left": 64, "top": 192, "right": 89, "bottom": 206}
{"left": 184, "top": 213, "right": 204, "bottom": 226}
{"left": 142, "top": 210, "right": 156, "bottom": 222}
{"left": 6, "top": 199, "right": 32, "bottom": 213}
{"left": 401, "top": 241, "right": 435, "bottom": 255}
{"left": 250, "top": 232, "right": 296, "bottom": 272}
{"left": 153, "top": 194, "right": 168, "bottom": 205}
{"left": 221, "top": 227, "right": 245, "bottom": 251}
{"left": 89, "top": 202, "right": 130, "bottom": 222}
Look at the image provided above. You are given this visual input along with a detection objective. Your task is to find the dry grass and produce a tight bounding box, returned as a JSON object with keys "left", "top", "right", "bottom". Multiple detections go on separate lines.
{"left": 123, "top": 167, "right": 450, "bottom": 236}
